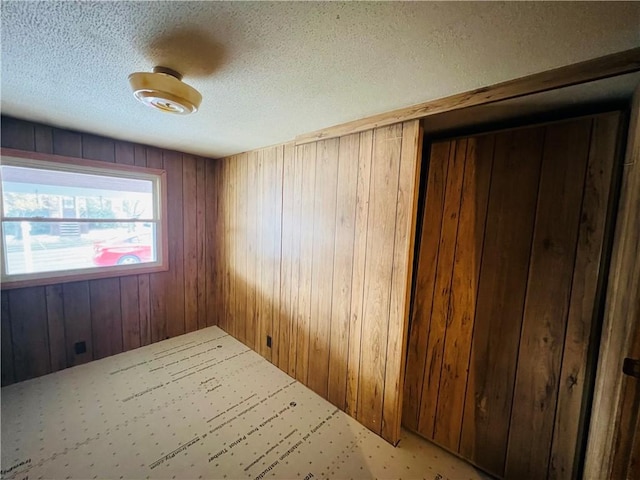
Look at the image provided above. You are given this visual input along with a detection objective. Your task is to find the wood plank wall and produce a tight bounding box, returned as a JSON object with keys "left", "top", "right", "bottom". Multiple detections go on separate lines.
{"left": 210, "top": 120, "right": 422, "bottom": 444}
{"left": 0, "top": 116, "right": 217, "bottom": 386}
{"left": 403, "top": 112, "right": 622, "bottom": 479}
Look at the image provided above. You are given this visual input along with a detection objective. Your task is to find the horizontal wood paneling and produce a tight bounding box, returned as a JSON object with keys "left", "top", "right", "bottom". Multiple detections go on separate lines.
{"left": 403, "top": 112, "right": 622, "bottom": 478}
{"left": 211, "top": 120, "right": 422, "bottom": 444}
{"left": 0, "top": 116, "right": 218, "bottom": 385}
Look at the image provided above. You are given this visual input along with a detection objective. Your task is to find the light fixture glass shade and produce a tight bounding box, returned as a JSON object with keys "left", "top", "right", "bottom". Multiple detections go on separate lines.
{"left": 129, "top": 70, "right": 202, "bottom": 114}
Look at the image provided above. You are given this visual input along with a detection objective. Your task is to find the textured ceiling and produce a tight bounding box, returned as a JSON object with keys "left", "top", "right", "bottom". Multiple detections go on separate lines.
{"left": 2, "top": 1, "right": 639, "bottom": 158}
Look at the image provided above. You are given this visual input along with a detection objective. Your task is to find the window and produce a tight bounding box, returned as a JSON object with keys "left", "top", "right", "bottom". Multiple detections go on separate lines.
{"left": 1, "top": 149, "right": 167, "bottom": 288}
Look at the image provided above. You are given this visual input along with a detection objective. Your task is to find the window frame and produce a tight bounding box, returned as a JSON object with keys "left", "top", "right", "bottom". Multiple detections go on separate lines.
{"left": 0, "top": 148, "right": 168, "bottom": 289}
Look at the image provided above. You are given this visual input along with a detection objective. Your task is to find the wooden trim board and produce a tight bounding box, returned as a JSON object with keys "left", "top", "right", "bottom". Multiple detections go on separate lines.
{"left": 296, "top": 48, "right": 640, "bottom": 144}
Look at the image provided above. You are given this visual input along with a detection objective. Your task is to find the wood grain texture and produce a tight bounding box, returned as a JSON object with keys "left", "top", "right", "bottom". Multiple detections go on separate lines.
{"left": 237, "top": 153, "right": 250, "bottom": 348}
{"left": 327, "top": 133, "right": 360, "bottom": 409}
{"left": 146, "top": 148, "right": 168, "bottom": 343}
{"left": 1, "top": 292, "right": 15, "bottom": 386}
{"left": 210, "top": 122, "right": 422, "bottom": 444}
{"left": 196, "top": 157, "right": 207, "bottom": 330}
{"left": 296, "top": 48, "right": 640, "bottom": 144}
{"left": 308, "top": 138, "right": 339, "bottom": 397}
{"left": 45, "top": 284, "right": 68, "bottom": 371}
{"left": 549, "top": 113, "right": 620, "bottom": 479}
{"left": 9, "top": 287, "right": 51, "bottom": 381}
{"left": 459, "top": 127, "right": 545, "bottom": 477}
{"left": 277, "top": 143, "right": 296, "bottom": 375}
{"left": 505, "top": 119, "right": 592, "bottom": 479}
{"left": 433, "top": 135, "right": 493, "bottom": 451}
{"left": 382, "top": 120, "right": 423, "bottom": 444}
{"left": 62, "top": 281, "right": 93, "bottom": 366}
{"left": 584, "top": 88, "right": 640, "bottom": 480}
{"left": 418, "top": 138, "right": 467, "bottom": 437}
{"left": 90, "top": 278, "right": 123, "bottom": 360}
{"left": 345, "top": 130, "right": 374, "bottom": 418}
{"left": 403, "top": 112, "right": 622, "bottom": 479}
{"left": 286, "top": 144, "right": 304, "bottom": 378}
{"left": 271, "top": 145, "right": 284, "bottom": 367}
{"left": 164, "top": 150, "right": 186, "bottom": 339}
{"left": 402, "top": 140, "right": 450, "bottom": 431}
{"left": 1, "top": 117, "right": 218, "bottom": 384}
{"left": 183, "top": 154, "right": 199, "bottom": 334}
{"left": 295, "top": 143, "right": 317, "bottom": 385}
{"left": 205, "top": 158, "right": 219, "bottom": 329}
{"left": 257, "top": 149, "right": 268, "bottom": 355}
{"left": 138, "top": 274, "right": 151, "bottom": 346}
{"left": 120, "top": 276, "right": 141, "bottom": 351}
{"left": 357, "top": 124, "right": 403, "bottom": 435}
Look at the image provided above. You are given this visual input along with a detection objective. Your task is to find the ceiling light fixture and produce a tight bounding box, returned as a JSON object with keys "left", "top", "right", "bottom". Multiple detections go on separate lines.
{"left": 128, "top": 66, "right": 202, "bottom": 115}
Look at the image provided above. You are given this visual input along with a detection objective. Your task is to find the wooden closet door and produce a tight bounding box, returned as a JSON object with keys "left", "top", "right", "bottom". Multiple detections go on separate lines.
{"left": 403, "top": 112, "right": 623, "bottom": 479}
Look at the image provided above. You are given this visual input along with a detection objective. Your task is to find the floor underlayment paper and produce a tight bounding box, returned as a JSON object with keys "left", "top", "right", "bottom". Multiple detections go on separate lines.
{"left": 1, "top": 326, "right": 488, "bottom": 479}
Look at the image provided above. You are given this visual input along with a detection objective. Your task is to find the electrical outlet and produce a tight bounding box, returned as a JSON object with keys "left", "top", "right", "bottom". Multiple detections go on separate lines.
{"left": 266, "top": 335, "right": 272, "bottom": 348}
{"left": 74, "top": 341, "right": 86, "bottom": 354}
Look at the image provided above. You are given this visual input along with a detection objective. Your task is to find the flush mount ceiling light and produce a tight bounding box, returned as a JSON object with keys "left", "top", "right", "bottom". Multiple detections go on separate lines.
{"left": 128, "top": 67, "right": 202, "bottom": 115}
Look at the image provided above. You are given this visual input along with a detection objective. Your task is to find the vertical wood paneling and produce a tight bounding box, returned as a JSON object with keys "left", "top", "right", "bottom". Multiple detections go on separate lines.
{"left": 120, "top": 276, "right": 141, "bottom": 351}
{"left": 403, "top": 113, "right": 620, "bottom": 479}
{"left": 1, "top": 292, "right": 15, "bottom": 386}
{"left": 1, "top": 117, "right": 216, "bottom": 385}
{"left": 271, "top": 145, "right": 284, "bottom": 366}
{"left": 205, "top": 158, "right": 219, "bottom": 329}
{"left": 62, "top": 281, "right": 93, "bottom": 366}
{"left": 45, "top": 285, "right": 67, "bottom": 371}
{"left": 549, "top": 114, "right": 620, "bottom": 479}
{"left": 287, "top": 144, "right": 304, "bottom": 378}
{"left": 82, "top": 134, "right": 115, "bottom": 162}
{"left": 402, "top": 140, "right": 450, "bottom": 430}
{"left": 138, "top": 274, "right": 151, "bottom": 346}
{"left": 137, "top": 143, "right": 151, "bottom": 347}
{"left": 182, "top": 154, "right": 198, "bottom": 333}
{"left": 505, "top": 119, "right": 592, "bottom": 479}
{"left": 358, "top": 124, "right": 403, "bottom": 434}
{"left": 418, "top": 138, "right": 467, "bottom": 436}
{"left": 382, "top": 120, "right": 423, "bottom": 444}
{"left": 2, "top": 117, "right": 35, "bottom": 150}
{"left": 196, "top": 157, "right": 207, "bottom": 330}
{"left": 433, "top": 135, "right": 493, "bottom": 451}
{"left": 34, "top": 125, "right": 54, "bottom": 154}
{"left": 585, "top": 92, "right": 640, "bottom": 480}
{"left": 247, "top": 151, "right": 259, "bottom": 351}
{"left": 277, "top": 144, "right": 296, "bottom": 373}
{"left": 226, "top": 156, "right": 235, "bottom": 336}
{"left": 115, "top": 142, "right": 135, "bottom": 166}
{"left": 10, "top": 287, "right": 51, "bottom": 381}
{"left": 308, "top": 138, "right": 339, "bottom": 396}
{"left": 6, "top": 111, "right": 618, "bottom": 467}
{"left": 134, "top": 144, "right": 151, "bottom": 347}
{"left": 248, "top": 153, "right": 258, "bottom": 347}
{"left": 90, "top": 278, "right": 123, "bottom": 360}
{"left": 327, "top": 133, "right": 360, "bottom": 409}
{"left": 164, "top": 150, "right": 185, "bottom": 338}
{"left": 52, "top": 128, "right": 82, "bottom": 157}
{"left": 345, "top": 130, "right": 374, "bottom": 417}
{"left": 459, "top": 128, "right": 545, "bottom": 476}
{"left": 295, "top": 143, "right": 317, "bottom": 384}
{"left": 261, "top": 147, "right": 279, "bottom": 362}
{"left": 209, "top": 122, "right": 422, "bottom": 445}
{"left": 146, "top": 148, "right": 168, "bottom": 343}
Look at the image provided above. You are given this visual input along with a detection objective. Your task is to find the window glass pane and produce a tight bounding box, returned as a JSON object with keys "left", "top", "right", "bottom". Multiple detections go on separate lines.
{"left": 2, "top": 221, "right": 157, "bottom": 275}
{"left": 1, "top": 165, "right": 155, "bottom": 219}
